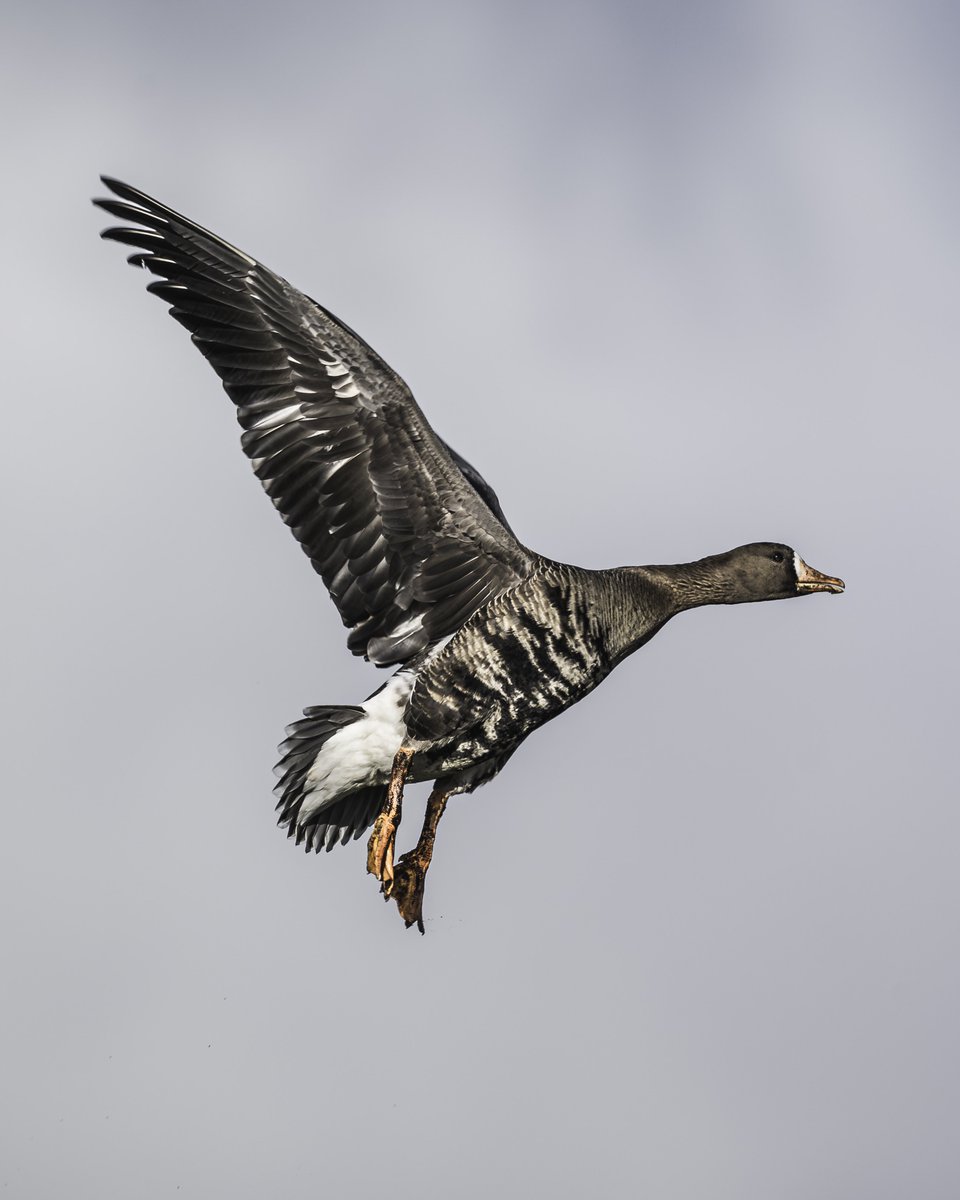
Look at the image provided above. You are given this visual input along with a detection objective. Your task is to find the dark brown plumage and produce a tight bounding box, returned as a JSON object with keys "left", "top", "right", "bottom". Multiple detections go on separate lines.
{"left": 95, "top": 177, "right": 844, "bottom": 931}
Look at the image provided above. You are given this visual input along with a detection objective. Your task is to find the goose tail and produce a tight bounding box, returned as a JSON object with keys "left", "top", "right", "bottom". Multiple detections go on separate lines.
{"left": 273, "top": 706, "right": 388, "bottom": 853}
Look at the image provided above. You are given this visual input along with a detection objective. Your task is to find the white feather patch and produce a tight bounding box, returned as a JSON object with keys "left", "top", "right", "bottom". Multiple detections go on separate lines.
{"left": 297, "top": 673, "right": 413, "bottom": 823}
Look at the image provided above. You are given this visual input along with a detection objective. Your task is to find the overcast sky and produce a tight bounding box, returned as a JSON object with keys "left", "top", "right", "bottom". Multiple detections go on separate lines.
{"left": 3, "top": 2, "right": 959, "bottom": 1197}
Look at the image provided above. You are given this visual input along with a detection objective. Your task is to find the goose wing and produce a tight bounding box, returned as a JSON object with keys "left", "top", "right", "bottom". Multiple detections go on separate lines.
{"left": 95, "top": 177, "right": 534, "bottom": 666}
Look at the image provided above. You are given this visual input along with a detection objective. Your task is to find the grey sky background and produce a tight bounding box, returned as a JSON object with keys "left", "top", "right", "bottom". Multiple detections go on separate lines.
{"left": 3, "top": 2, "right": 958, "bottom": 1197}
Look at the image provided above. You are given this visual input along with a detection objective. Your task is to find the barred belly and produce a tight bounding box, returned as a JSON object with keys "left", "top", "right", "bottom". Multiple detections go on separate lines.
{"left": 406, "top": 565, "right": 615, "bottom": 772}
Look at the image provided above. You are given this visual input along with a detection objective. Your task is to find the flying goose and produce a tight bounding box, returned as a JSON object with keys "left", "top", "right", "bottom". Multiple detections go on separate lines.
{"left": 94, "top": 177, "right": 845, "bottom": 932}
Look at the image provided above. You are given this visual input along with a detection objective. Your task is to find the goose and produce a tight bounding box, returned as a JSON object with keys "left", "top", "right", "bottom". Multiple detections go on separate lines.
{"left": 94, "top": 177, "right": 844, "bottom": 932}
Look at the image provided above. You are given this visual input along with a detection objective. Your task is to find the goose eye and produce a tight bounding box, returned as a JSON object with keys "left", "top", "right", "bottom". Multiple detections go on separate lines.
{"left": 771, "top": 551, "right": 784, "bottom": 563}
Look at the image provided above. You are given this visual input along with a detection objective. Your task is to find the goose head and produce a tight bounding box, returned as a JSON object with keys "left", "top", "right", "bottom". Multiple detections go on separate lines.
{"left": 717, "top": 542, "right": 845, "bottom": 603}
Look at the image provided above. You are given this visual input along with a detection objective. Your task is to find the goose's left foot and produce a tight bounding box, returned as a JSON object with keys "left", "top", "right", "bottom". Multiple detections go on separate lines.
{"left": 366, "top": 747, "right": 413, "bottom": 897}
{"left": 366, "top": 810, "right": 399, "bottom": 895}
{"left": 389, "top": 784, "right": 450, "bottom": 933}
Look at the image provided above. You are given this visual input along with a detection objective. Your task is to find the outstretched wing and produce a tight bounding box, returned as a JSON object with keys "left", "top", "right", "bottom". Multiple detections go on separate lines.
{"left": 95, "top": 177, "right": 534, "bottom": 665}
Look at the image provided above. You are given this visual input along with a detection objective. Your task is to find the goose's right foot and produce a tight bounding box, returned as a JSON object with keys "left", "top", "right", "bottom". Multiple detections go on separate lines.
{"left": 390, "top": 784, "right": 450, "bottom": 933}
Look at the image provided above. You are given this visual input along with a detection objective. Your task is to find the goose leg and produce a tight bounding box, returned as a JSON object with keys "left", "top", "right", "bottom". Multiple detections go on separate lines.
{"left": 391, "top": 784, "right": 451, "bottom": 933}
{"left": 366, "top": 746, "right": 413, "bottom": 896}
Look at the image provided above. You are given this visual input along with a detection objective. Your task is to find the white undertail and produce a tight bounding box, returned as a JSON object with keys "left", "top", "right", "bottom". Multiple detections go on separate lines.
{"left": 296, "top": 672, "right": 413, "bottom": 825}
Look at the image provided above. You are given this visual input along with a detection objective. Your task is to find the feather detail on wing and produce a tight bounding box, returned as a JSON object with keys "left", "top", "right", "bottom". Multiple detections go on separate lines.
{"left": 95, "top": 177, "right": 533, "bottom": 664}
